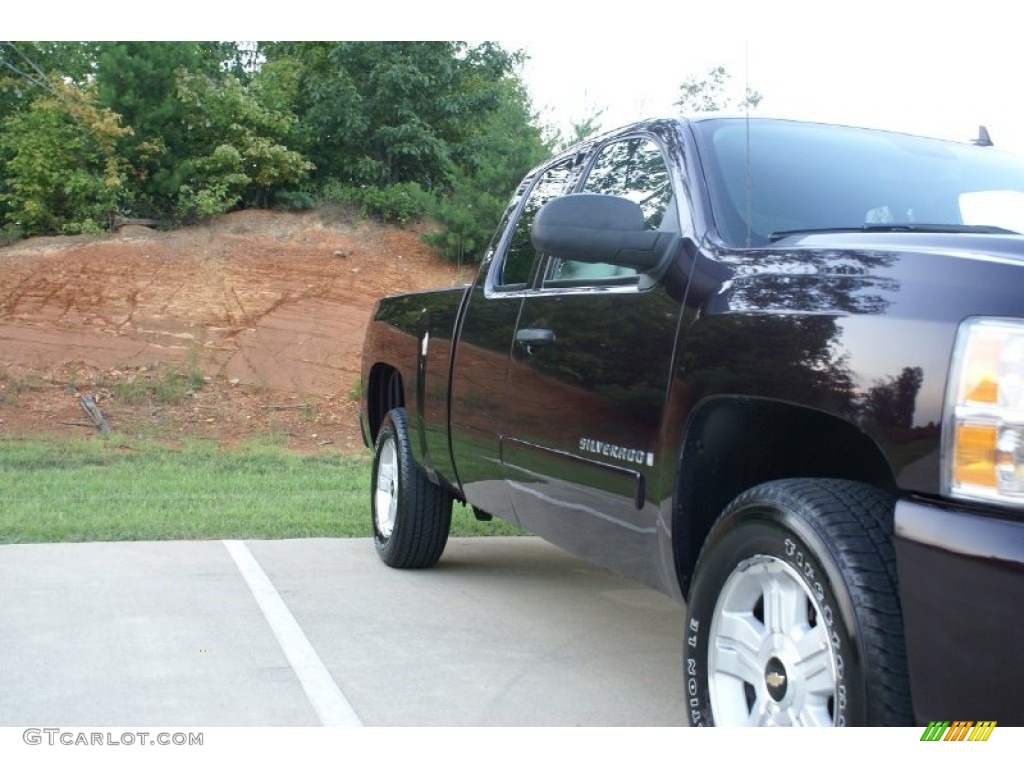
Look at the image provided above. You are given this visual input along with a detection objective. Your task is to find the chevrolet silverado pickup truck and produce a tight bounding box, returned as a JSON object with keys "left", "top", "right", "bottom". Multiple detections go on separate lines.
{"left": 359, "top": 116, "right": 1024, "bottom": 726}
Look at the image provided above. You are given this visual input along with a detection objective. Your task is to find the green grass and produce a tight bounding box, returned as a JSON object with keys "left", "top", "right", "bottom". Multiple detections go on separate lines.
{"left": 0, "top": 435, "right": 524, "bottom": 544}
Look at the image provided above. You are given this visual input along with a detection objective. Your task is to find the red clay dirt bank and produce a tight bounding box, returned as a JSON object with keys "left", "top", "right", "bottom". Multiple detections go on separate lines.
{"left": 0, "top": 208, "right": 468, "bottom": 452}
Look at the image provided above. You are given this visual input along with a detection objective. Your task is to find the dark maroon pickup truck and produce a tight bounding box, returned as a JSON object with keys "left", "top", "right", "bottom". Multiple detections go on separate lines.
{"left": 359, "top": 117, "right": 1024, "bottom": 726}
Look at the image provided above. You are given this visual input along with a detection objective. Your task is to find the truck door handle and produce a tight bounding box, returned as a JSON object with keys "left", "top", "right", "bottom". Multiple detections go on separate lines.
{"left": 515, "top": 327, "right": 556, "bottom": 350}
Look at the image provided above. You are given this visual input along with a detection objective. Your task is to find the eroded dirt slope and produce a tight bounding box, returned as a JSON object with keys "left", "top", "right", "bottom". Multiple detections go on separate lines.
{"left": 0, "top": 208, "right": 469, "bottom": 451}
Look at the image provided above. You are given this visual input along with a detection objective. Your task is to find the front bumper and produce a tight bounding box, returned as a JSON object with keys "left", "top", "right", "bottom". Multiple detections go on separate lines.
{"left": 894, "top": 496, "right": 1024, "bottom": 724}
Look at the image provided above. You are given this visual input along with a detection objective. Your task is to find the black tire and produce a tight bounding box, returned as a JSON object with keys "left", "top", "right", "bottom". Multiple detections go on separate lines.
{"left": 684, "top": 478, "right": 912, "bottom": 726}
{"left": 371, "top": 408, "right": 452, "bottom": 569}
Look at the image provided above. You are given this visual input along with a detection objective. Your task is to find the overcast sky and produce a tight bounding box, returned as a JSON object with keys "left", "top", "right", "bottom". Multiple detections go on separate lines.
{"left": 505, "top": 3, "right": 1024, "bottom": 153}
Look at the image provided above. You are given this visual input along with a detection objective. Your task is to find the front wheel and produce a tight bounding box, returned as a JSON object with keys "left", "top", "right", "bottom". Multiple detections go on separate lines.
{"left": 684, "top": 479, "right": 912, "bottom": 726}
{"left": 371, "top": 408, "right": 452, "bottom": 569}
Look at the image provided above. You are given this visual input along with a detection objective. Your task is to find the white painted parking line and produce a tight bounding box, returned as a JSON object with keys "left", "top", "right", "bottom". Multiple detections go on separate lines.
{"left": 223, "top": 540, "right": 362, "bottom": 727}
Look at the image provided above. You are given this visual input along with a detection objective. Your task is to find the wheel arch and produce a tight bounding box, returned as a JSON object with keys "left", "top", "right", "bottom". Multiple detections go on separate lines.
{"left": 365, "top": 363, "right": 406, "bottom": 445}
{"left": 672, "top": 396, "right": 897, "bottom": 597}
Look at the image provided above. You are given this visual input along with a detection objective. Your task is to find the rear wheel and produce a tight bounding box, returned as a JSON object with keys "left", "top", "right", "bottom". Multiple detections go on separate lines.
{"left": 371, "top": 408, "right": 452, "bottom": 569}
{"left": 684, "top": 478, "right": 912, "bottom": 726}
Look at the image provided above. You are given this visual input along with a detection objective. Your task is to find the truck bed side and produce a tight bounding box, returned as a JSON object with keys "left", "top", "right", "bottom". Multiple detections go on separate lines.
{"left": 361, "top": 284, "right": 470, "bottom": 494}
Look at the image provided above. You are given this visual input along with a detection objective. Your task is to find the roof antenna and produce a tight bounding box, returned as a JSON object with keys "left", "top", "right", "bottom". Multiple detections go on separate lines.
{"left": 973, "top": 125, "right": 994, "bottom": 147}
{"left": 744, "top": 43, "right": 753, "bottom": 248}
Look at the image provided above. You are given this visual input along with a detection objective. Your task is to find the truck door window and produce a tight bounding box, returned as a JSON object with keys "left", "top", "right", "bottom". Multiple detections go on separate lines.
{"left": 547, "top": 137, "right": 674, "bottom": 283}
{"left": 497, "top": 157, "right": 576, "bottom": 287}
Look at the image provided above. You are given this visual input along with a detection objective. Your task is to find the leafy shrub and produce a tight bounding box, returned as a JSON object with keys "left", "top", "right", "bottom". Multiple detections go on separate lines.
{"left": 175, "top": 181, "right": 242, "bottom": 221}
{"left": 274, "top": 189, "right": 315, "bottom": 211}
{"left": 319, "top": 182, "right": 432, "bottom": 225}
{"left": 0, "top": 79, "right": 132, "bottom": 235}
{"left": 356, "top": 183, "right": 432, "bottom": 224}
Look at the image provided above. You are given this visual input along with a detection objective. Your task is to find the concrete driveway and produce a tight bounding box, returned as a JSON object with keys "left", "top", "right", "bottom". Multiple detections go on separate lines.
{"left": 0, "top": 537, "right": 684, "bottom": 727}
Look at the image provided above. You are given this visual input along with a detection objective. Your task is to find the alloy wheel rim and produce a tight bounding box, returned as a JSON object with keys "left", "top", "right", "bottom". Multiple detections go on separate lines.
{"left": 708, "top": 555, "right": 839, "bottom": 726}
{"left": 374, "top": 437, "right": 398, "bottom": 538}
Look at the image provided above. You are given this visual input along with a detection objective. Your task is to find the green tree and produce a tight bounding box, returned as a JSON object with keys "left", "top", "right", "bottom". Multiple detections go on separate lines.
{"left": 0, "top": 42, "right": 99, "bottom": 120}
{"left": 174, "top": 69, "right": 312, "bottom": 217}
{"left": 676, "top": 65, "right": 762, "bottom": 114}
{"left": 425, "top": 75, "right": 550, "bottom": 261}
{"left": 261, "top": 41, "right": 549, "bottom": 261}
{"left": 93, "top": 41, "right": 230, "bottom": 216}
{"left": 0, "top": 40, "right": 551, "bottom": 249}
{"left": 0, "top": 78, "right": 132, "bottom": 235}
{"left": 265, "top": 41, "right": 526, "bottom": 189}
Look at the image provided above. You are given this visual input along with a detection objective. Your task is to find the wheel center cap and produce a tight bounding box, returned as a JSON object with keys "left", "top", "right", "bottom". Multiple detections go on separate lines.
{"left": 764, "top": 657, "right": 788, "bottom": 702}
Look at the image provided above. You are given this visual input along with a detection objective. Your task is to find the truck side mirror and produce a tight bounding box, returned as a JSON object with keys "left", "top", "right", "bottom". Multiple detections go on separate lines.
{"left": 530, "top": 194, "right": 676, "bottom": 272}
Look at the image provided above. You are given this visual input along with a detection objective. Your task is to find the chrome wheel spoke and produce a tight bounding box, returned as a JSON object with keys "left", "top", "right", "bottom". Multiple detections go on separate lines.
{"left": 748, "top": 699, "right": 776, "bottom": 726}
{"left": 711, "top": 640, "right": 763, "bottom": 687}
{"left": 795, "top": 703, "right": 834, "bottom": 727}
{"left": 762, "top": 573, "right": 808, "bottom": 637}
{"left": 794, "top": 622, "right": 836, "bottom": 697}
{"left": 711, "top": 610, "right": 765, "bottom": 685}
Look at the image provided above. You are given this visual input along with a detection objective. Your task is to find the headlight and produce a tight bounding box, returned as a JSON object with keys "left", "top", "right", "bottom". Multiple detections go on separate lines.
{"left": 944, "top": 317, "right": 1024, "bottom": 504}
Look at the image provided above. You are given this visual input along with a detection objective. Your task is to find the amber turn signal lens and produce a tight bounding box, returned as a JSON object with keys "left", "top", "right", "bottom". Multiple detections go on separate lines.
{"left": 953, "top": 423, "right": 997, "bottom": 489}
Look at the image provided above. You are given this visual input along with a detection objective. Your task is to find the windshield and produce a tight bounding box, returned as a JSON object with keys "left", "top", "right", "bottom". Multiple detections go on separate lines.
{"left": 691, "top": 118, "right": 1024, "bottom": 247}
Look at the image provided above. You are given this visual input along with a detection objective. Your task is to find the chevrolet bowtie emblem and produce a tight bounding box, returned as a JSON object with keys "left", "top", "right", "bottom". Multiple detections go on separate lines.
{"left": 766, "top": 672, "right": 786, "bottom": 688}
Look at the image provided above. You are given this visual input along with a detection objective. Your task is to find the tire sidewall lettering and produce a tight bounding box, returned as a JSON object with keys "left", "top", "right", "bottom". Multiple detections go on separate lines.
{"left": 685, "top": 617, "right": 702, "bottom": 725}
{"left": 780, "top": 534, "right": 848, "bottom": 721}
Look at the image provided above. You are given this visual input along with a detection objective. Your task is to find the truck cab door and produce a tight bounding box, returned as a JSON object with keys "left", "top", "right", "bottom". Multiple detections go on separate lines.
{"left": 449, "top": 156, "right": 579, "bottom": 522}
{"left": 501, "top": 135, "right": 686, "bottom": 588}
